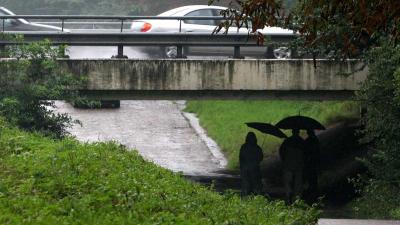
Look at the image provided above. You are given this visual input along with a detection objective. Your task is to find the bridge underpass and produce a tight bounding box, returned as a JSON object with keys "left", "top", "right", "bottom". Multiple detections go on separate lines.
{"left": 59, "top": 59, "right": 368, "bottom": 100}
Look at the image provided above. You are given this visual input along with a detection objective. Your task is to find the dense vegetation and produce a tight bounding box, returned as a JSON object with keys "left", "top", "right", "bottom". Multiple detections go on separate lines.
{"left": 349, "top": 44, "right": 400, "bottom": 219}
{"left": 0, "top": 119, "right": 320, "bottom": 224}
{"left": 185, "top": 100, "right": 359, "bottom": 168}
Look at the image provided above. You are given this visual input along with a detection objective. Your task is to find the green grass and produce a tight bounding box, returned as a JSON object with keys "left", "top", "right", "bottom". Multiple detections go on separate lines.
{"left": 0, "top": 120, "right": 319, "bottom": 224}
{"left": 185, "top": 100, "right": 359, "bottom": 169}
{"left": 343, "top": 183, "right": 400, "bottom": 220}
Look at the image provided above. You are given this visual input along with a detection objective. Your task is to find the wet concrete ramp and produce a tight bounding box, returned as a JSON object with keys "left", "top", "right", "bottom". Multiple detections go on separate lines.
{"left": 55, "top": 100, "right": 227, "bottom": 176}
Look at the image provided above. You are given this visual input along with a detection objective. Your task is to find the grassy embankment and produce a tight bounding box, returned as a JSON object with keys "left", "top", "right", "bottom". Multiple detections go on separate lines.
{"left": 185, "top": 100, "right": 359, "bottom": 169}
{"left": 0, "top": 119, "right": 319, "bottom": 224}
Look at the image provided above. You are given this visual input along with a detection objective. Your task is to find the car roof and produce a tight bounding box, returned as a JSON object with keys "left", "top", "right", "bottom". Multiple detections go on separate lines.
{"left": 0, "top": 6, "right": 30, "bottom": 24}
{"left": 0, "top": 6, "right": 15, "bottom": 15}
{"left": 158, "top": 5, "right": 227, "bottom": 16}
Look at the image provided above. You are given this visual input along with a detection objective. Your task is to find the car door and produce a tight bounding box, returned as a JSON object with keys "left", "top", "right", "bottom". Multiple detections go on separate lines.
{"left": 184, "top": 8, "right": 268, "bottom": 58}
{"left": 182, "top": 9, "right": 226, "bottom": 56}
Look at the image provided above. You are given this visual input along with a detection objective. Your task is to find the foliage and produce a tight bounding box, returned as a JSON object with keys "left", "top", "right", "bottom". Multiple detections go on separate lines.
{"left": 348, "top": 181, "right": 400, "bottom": 220}
{"left": 185, "top": 100, "right": 359, "bottom": 168}
{"left": 0, "top": 36, "right": 83, "bottom": 138}
{"left": 0, "top": 121, "right": 320, "bottom": 224}
{"left": 291, "top": 0, "right": 400, "bottom": 59}
{"left": 210, "top": 0, "right": 400, "bottom": 58}
{"left": 355, "top": 44, "right": 400, "bottom": 210}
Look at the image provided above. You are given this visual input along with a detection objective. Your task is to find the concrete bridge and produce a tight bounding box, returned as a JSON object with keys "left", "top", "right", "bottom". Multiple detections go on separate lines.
{"left": 59, "top": 59, "right": 367, "bottom": 100}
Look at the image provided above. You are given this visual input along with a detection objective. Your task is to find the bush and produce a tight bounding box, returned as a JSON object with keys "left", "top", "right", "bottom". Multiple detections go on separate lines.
{"left": 353, "top": 44, "right": 400, "bottom": 219}
{"left": 0, "top": 121, "right": 320, "bottom": 224}
{"left": 348, "top": 181, "right": 400, "bottom": 219}
{"left": 356, "top": 44, "right": 400, "bottom": 186}
{"left": 0, "top": 36, "right": 83, "bottom": 138}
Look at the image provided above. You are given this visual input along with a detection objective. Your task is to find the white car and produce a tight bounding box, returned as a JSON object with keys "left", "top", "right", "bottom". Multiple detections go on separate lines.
{"left": 131, "top": 5, "right": 294, "bottom": 58}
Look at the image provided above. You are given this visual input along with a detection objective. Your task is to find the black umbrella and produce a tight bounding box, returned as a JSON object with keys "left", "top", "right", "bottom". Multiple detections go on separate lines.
{"left": 246, "top": 122, "right": 287, "bottom": 138}
{"left": 275, "top": 115, "right": 326, "bottom": 130}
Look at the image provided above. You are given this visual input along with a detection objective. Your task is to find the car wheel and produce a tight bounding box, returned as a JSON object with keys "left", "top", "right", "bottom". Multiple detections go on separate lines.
{"left": 273, "top": 47, "right": 292, "bottom": 59}
{"left": 164, "top": 46, "right": 178, "bottom": 58}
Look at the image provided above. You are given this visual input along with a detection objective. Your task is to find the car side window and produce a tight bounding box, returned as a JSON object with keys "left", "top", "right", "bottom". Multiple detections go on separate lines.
{"left": 212, "top": 9, "right": 224, "bottom": 26}
{"left": 184, "top": 9, "right": 215, "bottom": 26}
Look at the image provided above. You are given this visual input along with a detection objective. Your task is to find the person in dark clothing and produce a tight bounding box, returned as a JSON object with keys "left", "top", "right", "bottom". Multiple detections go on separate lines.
{"left": 304, "top": 129, "right": 320, "bottom": 201}
{"left": 240, "top": 132, "right": 264, "bottom": 196}
{"left": 279, "top": 129, "right": 305, "bottom": 204}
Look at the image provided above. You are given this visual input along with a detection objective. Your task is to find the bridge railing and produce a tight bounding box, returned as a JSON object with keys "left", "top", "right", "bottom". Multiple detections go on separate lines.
{"left": 0, "top": 15, "right": 294, "bottom": 58}
{"left": 30, "top": 21, "right": 131, "bottom": 30}
{"left": 0, "top": 15, "right": 230, "bottom": 32}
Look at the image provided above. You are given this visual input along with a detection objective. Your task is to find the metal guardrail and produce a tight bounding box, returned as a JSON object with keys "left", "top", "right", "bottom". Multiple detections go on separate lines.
{"left": 0, "top": 15, "right": 294, "bottom": 58}
{"left": 34, "top": 21, "right": 131, "bottom": 30}
{"left": 0, "top": 32, "right": 263, "bottom": 46}
{"left": 0, "top": 15, "right": 226, "bottom": 32}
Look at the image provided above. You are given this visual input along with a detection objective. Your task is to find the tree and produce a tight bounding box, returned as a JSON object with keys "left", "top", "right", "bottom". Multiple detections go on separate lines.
{"left": 210, "top": 0, "right": 400, "bottom": 58}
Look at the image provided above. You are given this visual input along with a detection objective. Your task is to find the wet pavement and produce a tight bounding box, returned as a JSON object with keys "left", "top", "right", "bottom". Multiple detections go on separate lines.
{"left": 55, "top": 100, "right": 227, "bottom": 176}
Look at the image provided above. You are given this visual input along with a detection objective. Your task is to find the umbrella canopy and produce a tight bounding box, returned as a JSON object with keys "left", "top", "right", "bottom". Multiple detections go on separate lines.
{"left": 246, "top": 122, "right": 287, "bottom": 138}
{"left": 275, "top": 116, "right": 326, "bottom": 130}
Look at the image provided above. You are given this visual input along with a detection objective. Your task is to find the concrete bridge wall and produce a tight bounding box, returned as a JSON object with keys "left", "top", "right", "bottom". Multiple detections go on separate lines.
{"left": 59, "top": 59, "right": 367, "bottom": 100}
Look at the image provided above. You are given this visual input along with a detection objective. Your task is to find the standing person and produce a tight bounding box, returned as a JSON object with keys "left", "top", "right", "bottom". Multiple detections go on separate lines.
{"left": 239, "top": 132, "right": 263, "bottom": 196}
{"left": 304, "top": 129, "right": 320, "bottom": 201}
{"left": 279, "top": 129, "right": 305, "bottom": 204}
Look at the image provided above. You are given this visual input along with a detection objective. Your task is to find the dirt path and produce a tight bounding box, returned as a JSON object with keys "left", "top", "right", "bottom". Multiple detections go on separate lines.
{"left": 55, "top": 100, "right": 227, "bottom": 176}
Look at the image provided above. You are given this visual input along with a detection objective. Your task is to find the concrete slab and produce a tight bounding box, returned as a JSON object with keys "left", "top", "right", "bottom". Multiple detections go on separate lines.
{"left": 58, "top": 59, "right": 368, "bottom": 100}
{"left": 319, "top": 219, "right": 400, "bottom": 225}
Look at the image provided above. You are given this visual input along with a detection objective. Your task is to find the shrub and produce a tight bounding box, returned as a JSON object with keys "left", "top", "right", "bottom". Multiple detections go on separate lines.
{"left": 353, "top": 44, "right": 400, "bottom": 219}
{"left": 0, "top": 36, "right": 83, "bottom": 138}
